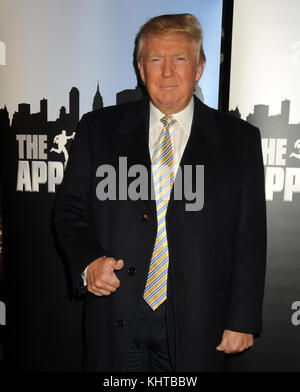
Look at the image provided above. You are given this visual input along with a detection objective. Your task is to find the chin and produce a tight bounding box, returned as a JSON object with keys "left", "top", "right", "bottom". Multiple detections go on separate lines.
{"left": 157, "top": 95, "right": 179, "bottom": 108}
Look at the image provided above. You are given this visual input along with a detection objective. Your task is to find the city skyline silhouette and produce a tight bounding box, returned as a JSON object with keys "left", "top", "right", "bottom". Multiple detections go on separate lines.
{"left": 229, "top": 99, "right": 300, "bottom": 167}
{"left": 0, "top": 83, "right": 299, "bottom": 168}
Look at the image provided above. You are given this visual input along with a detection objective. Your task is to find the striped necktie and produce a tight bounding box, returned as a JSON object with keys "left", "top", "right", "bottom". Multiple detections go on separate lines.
{"left": 143, "top": 114, "right": 176, "bottom": 310}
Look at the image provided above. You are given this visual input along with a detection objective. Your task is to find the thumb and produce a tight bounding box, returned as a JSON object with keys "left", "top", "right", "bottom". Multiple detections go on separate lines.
{"left": 114, "top": 259, "right": 124, "bottom": 270}
{"left": 216, "top": 338, "right": 226, "bottom": 351}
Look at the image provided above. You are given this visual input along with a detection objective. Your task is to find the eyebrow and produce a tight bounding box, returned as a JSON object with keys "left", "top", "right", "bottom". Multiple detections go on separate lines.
{"left": 147, "top": 51, "right": 189, "bottom": 58}
{"left": 172, "top": 51, "right": 189, "bottom": 56}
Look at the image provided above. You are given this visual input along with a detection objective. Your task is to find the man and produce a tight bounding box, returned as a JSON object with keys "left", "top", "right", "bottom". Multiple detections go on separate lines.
{"left": 53, "top": 14, "right": 266, "bottom": 372}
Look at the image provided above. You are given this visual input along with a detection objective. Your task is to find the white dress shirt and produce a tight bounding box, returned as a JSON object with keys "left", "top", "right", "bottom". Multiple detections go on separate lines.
{"left": 149, "top": 97, "right": 194, "bottom": 174}
{"left": 82, "top": 97, "right": 194, "bottom": 285}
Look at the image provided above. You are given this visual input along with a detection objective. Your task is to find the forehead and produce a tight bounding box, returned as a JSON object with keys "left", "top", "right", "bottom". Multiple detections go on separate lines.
{"left": 142, "top": 33, "right": 196, "bottom": 55}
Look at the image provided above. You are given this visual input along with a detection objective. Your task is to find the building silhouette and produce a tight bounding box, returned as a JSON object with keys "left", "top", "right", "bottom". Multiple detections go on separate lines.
{"left": 93, "top": 81, "right": 103, "bottom": 111}
{"left": 229, "top": 99, "right": 300, "bottom": 167}
{"left": 229, "top": 106, "right": 241, "bottom": 119}
{"left": 0, "top": 107, "right": 9, "bottom": 277}
{"left": 116, "top": 86, "right": 143, "bottom": 105}
{"left": 0, "top": 105, "right": 9, "bottom": 129}
{"left": 40, "top": 98, "right": 47, "bottom": 124}
{"left": 0, "top": 105, "right": 10, "bottom": 167}
{"left": 69, "top": 87, "right": 79, "bottom": 126}
{"left": 9, "top": 87, "right": 80, "bottom": 137}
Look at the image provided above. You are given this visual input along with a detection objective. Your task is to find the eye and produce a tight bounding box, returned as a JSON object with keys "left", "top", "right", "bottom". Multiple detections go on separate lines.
{"left": 174, "top": 55, "right": 187, "bottom": 63}
{"left": 149, "top": 57, "right": 162, "bottom": 64}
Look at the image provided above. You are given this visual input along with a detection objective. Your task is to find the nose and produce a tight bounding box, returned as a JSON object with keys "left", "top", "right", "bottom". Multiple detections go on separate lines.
{"left": 161, "top": 57, "right": 174, "bottom": 78}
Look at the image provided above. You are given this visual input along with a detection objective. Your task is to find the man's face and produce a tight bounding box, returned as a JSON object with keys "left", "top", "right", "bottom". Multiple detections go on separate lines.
{"left": 138, "top": 33, "right": 204, "bottom": 114}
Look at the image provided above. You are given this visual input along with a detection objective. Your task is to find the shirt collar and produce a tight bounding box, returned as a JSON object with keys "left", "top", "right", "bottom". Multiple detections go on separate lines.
{"left": 149, "top": 96, "right": 194, "bottom": 136}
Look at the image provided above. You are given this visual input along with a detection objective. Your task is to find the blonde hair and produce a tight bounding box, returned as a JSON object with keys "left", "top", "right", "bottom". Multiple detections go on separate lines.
{"left": 136, "top": 13, "right": 206, "bottom": 64}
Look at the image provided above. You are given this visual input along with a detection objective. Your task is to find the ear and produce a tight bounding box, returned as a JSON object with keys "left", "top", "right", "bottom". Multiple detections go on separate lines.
{"left": 195, "top": 61, "right": 204, "bottom": 82}
{"left": 138, "top": 61, "right": 146, "bottom": 84}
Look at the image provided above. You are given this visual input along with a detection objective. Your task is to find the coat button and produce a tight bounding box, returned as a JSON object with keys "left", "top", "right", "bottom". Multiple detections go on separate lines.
{"left": 114, "top": 319, "right": 125, "bottom": 327}
{"left": 128, "top": 266, "right": 136, "bottom": 276}
{"left": 140, "top": 213, "right": 149, "bottom": 221}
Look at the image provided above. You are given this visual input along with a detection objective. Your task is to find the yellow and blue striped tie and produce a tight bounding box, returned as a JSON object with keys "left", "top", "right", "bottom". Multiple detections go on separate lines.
{"left": 143, "top": 114, "right": 176, "bottom": 310}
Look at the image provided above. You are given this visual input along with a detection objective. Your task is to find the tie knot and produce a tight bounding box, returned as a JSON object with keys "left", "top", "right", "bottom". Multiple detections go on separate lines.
{"left": 160, "top": 115, "right": 177, "bottom": 129}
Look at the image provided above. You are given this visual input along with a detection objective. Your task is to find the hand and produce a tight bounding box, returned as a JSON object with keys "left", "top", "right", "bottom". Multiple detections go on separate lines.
{"left": 216, "top": 329, "right": 253, "bottom": 354}
{"left": 86, "top": 256, "right": 124, "bottom": 296}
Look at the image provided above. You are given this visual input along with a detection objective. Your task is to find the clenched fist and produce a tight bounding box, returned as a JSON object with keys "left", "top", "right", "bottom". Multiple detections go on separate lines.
{"left": 86, "top": 256, "right": 124, "bottom": 296}
{"left": 216, "top": 329, "right": 253, "bottom": 354}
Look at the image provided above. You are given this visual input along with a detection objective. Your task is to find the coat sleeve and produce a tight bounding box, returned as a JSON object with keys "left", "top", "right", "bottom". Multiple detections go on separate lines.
{"left": 225, "top": 127, "right": 267, "bottom": 334}
{"left": 52, "top": 114, "right": 107, "bottom": 296}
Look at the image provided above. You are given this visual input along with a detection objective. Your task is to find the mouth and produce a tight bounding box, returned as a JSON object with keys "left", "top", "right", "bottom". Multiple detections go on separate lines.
{"left": 160, "top": 85, "right": 177, "bottom": 90}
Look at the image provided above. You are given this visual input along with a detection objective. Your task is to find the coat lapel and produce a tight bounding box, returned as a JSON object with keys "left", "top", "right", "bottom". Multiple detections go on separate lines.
{"left": 115, "top": 98, "right": 157, "bottom": 219}
{"left": 168, "top": 95, "right": 222, "bottom": 211}
{"left": 180, "top": 95, "right": 222, "bottom": 166}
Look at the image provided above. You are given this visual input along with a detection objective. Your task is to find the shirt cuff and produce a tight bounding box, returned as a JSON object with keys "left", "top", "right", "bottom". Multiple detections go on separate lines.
{"left": 81, "top": 267, "right": 88, "bottom": 286}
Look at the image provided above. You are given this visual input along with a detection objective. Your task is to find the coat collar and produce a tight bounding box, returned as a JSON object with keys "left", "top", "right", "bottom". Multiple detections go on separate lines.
{"left": 192, "top": 95, "right": 221, "bottom": 145}
{"left": 115, "top": 97, "right": 149, "bottom": 136}
{"left": 115, "top": 94, "right": 221, "bottom": 145}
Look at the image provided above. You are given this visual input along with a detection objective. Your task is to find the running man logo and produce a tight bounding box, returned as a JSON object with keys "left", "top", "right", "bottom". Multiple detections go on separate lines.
{"left": 0, "top": 301, "right": 5, "bottom": 325}
{"left": 0, "top": 41, "right": 6, "bottom": 65}
{"left": 289, "top": 139, "right": 300, "bottom": 160}
{"left": 50, "top": 130, "right": 75, "bottom": 165}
